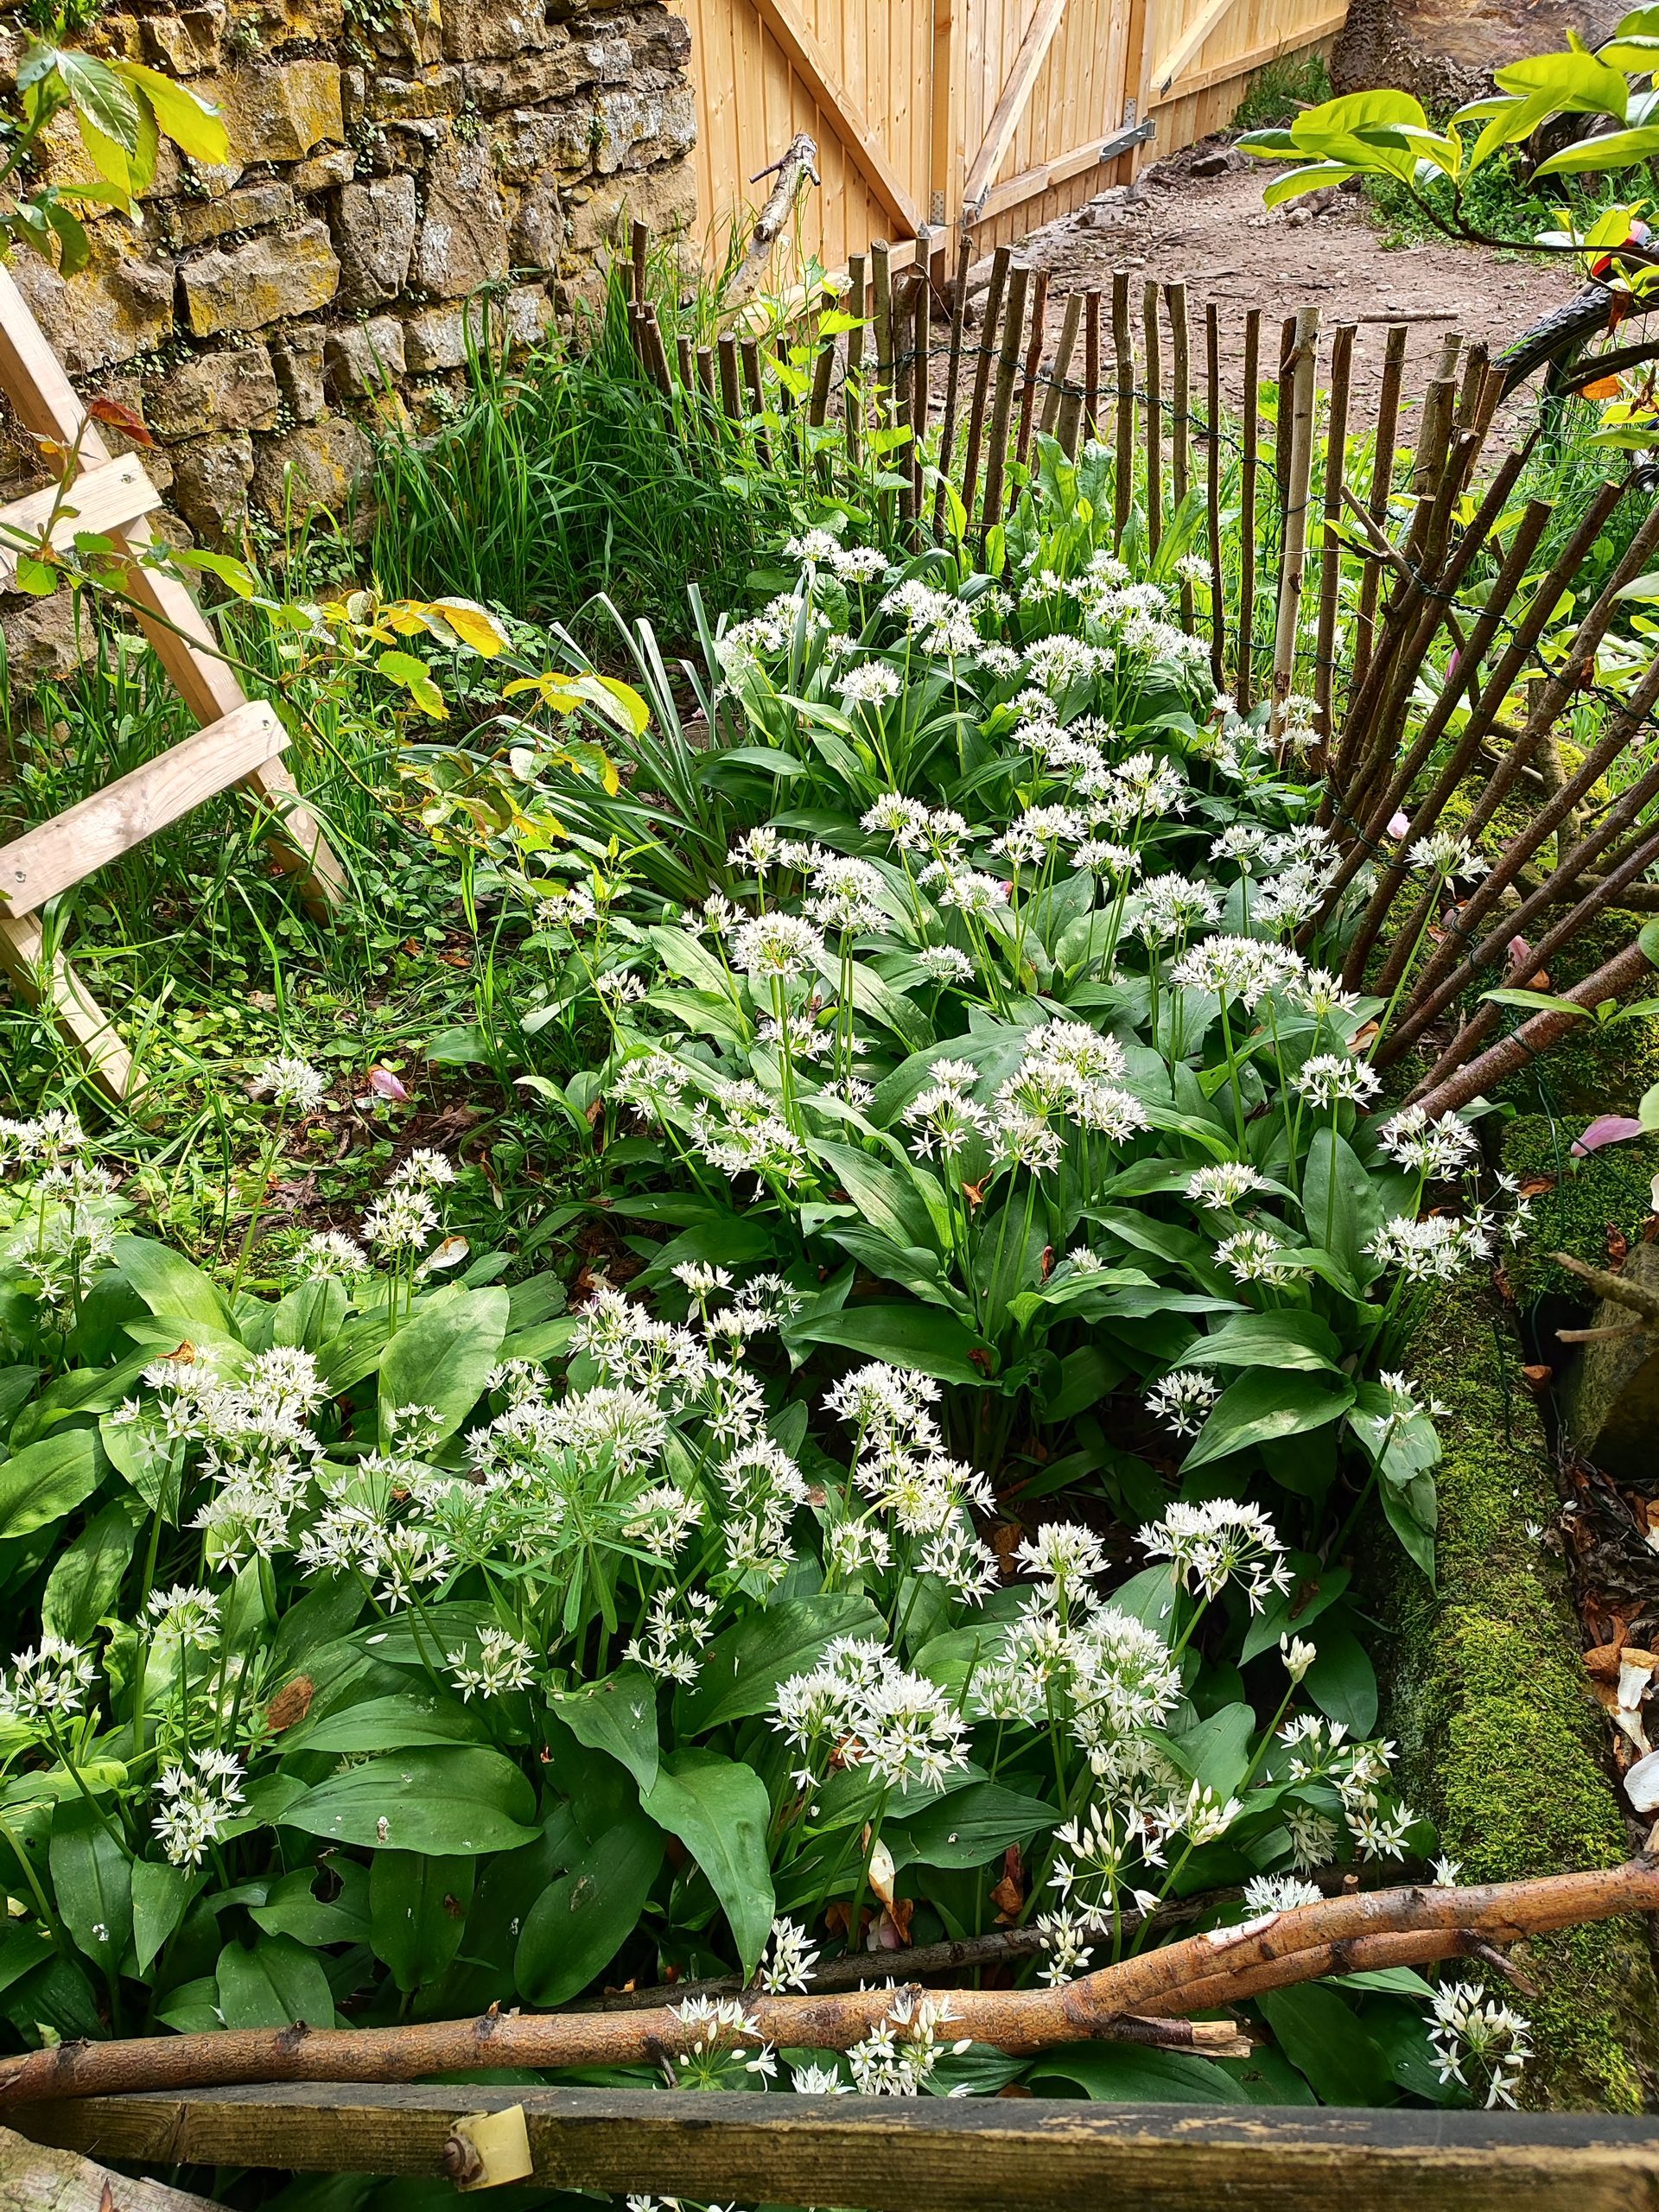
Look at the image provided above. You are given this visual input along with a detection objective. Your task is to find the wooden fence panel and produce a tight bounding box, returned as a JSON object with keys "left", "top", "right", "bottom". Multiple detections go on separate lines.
{"left": 1146, "top": 0, "right": 1348, "bottom": 151}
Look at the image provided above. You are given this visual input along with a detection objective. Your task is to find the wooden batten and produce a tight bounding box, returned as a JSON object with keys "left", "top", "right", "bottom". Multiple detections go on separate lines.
{"left": 0, "top": 454, "right": 162, "bottom": 581}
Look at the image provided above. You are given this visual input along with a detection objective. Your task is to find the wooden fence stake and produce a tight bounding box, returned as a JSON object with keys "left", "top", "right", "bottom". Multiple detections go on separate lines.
{"left": 982, "top": 260, "right": 1031, "bottom": 537}
{"left": 1314, "top": 320, "right": 1355, "bottom": 741}
{"left": 1111, "top": 268, "right": 1134, "bottom": 543}
{"left": 961, "top": 245, "right": 1008, "bottom": 528}
{"left": 1236, "top": 306, "right": 1261, "bottom": 708}
{"left": 933, "top": 226, "right": 973, "bottom": 534}
{"left": 1016, "top": 265, "right": 1050, "bottom": 467}
{"left": 1142, "top": 277, "right": 1163, "bottom": 552}
{"left": 1166, "top": 279, "right": 1191, "bottom": 622}
{"left": 1270, "top": 303, "right": 1320, "bottom": 738}
{"left": 1205, "top": 298, "right": 1225, "bottom": 687}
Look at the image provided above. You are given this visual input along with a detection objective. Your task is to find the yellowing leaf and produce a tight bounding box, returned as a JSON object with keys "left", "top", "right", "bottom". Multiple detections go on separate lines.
{"left": 111, "top": 60, "right": 230, "bottom": 167}
{"left": 430, "top": 596, "right": 509, "bottom": 657}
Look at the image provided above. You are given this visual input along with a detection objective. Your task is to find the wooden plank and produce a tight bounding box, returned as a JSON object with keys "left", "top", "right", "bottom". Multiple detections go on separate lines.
{"left": 972, "top": 124, "right": 1144, "bottom": 226}
{"left": 963, "top": 0, "right": 1069, "bottom": 213}
{"left": 0, "top": 701, "right": 289, "bottom": 919}
{"left": 1154, "top": 7, "right": 1347, "bottom": 101}
{"left": 0, "top": 913, "right": 135, "bottom": 1104}
{"left": 752, "top": 0, "right": 922, "bottom": 234}
{"left": 0, "top": 2121, "right": 223, "bottom": 2212}
{"left": 16, "top": 2085, "right": 1659, "bottom": 2211}
{"left": 1150, "top": 0, "right": 1240, "bottom": 95}
{"left": 0, "top": 454, "right": 161, "bottom": 582}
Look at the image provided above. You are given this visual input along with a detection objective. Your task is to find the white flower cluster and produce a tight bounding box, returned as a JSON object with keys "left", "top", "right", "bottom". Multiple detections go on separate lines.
{"left": 1427, "top": 1980, "right": 1532, "bottom": 2107}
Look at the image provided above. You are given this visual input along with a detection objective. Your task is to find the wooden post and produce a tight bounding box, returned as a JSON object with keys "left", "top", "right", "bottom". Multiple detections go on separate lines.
{"left": 1315, "top": 321, "right": 1356, "bottom": 741}
{"left": 1084, "top": 289, "right": 1102, "bottom": 448}
{"left": 1112, "top": 268, "right": 1134, "bottom": 543}
{"left": 1352, "top": 322, "right": 1407, "bottom": 694}
{"left": 739, "top": 336, "right": 772, "bottom": 464}
{"left": 962, "top": 246, "right": 1011, "bottom": 530}
{"left": 716, "top": 332, "right": 743, "bottom": 425}
{"left": 1271, "top": 304, "right": 1321, "bottom": 740}
{"left": 1142, "top": 277, "right": 1163, "bottom": 552}
{"left": 933, "top": 226, "right": 974, "bottom": 535}
{"left": 1166, "top": 279, "right": 1192, "bottom": 623}
{"left": 1205, "top": 299, "right": 1225, "bottom": 689}
{"left": 912, "top": 271, "right": 931, "bottom": 537}
{"left": 630, "top": 218, "right": 650, "bottom": 308}
{"left": 981, "top": 260, "right": 1030, "bottom": 537}
{"left": 1040, "top": 289, "right": 1083, "bottom": 440}
{"left": 1237, "top": 307, "right": 1261, "bottom": 709}
{"left": 1015, "top": 265, "right": 1050, "bottom": 467}
{"left": 845, "top": 253, "right": 868, "bottom": 467}
{"left": 871, "top": 239, "right": 894, "bottom": 429}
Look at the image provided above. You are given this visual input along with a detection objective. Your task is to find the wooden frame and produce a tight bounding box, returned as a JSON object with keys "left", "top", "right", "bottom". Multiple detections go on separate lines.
{"left": 753, "top": 0, "right": 923, "bottom": 234}
{"left": 0, "top": 264, "right": 345, "bottom": 1103}
{"left": 16, "top": 2084, "right": 1659, "bottom": 2210}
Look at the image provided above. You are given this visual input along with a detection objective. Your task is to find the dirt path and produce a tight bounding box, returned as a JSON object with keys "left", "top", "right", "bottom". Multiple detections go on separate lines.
{"left": 1006, "top": 143, "right": 1585, "bottom": 430}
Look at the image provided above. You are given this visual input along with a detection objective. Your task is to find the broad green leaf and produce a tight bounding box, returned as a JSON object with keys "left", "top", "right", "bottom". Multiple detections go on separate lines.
{"left": 1301, "top": 1128, "right": 1372, "bottom": 1275}
{"left": 1173, "top": 1310, "right": 1342, "bottom": 1373}
{"left": 429, "top": 596, "right": 509, "bottom": 656}
{"left": 48, "top": 1799, "right": 131, "bottom": 1974}
{"left": 378, "top": 1286, "right": 509, "bottom": 1446}
{"left": 370, "top": 1850, "right": 474, "bottom": 1993}
{"left": 1253, "top": 1984, "right": 1395, "bottom": 2106}
{"left": 514, "top": 1813, "right": 663, "bottom": 2005}
{"left": 1264, "top": 162, "right": 1359, "bottom": 207}
{"left": 278, "top": 1689, "right": 489, "bottom": 1757}
{"left": 110, "top": 1235, "right": 233, "bottom": 1334}
{"left": 642, "top": 1750, "right": 774, "bottom": 1977}
{"left": 251, "top": 1861, "right": 372, "bottom": 1947}
{"left": 378, "top": 648, "right": 446, "bottom": 717}
{"left": 890, "top": 1781, "right": 1058, "bottom": 1870}
{"left": 1030, "top": 2041, "right": 1249, "bottom": 2102}
{"left": 1239, "top": 1560, "right": 1351, "bottom": 1664}
{"left": 677, "top": 1593, "right": 884, "bottom": 1732}
{"left": 0, "top": 1427, "right": 102, "bottom": 1543}
{"left": 788, "top": 1302, "right": 993, "bottom": 1384}
{"left": 48, "top": 48, "right": 144, "bottom": 154}
{"left": 1492, "top": 48, "right": 1629, "bottom": 120}
{"left": 280, "top": 1747, "right": 538, "bottom": 1854}
{"left": 552, "top": 1667, "right": 659, "bottom": 1795}
{"left": 1535, "top": 122, "right": 1659, "bottom": 174}
{"left": 216, "top": 1933, "right": 336, "bottom": 2030}
{"left": 1168, "top": 1703, "right": 1255, "bottom": 1800}
{"left": 1182, "top": 1371, "right": 1356, "bottom": 1471}
{"left": 1306, "top": 1617, "right": 1379, "bottom": 1734}
{"left": 131, "top": 1860, "right": 201, "bottom": 1975}
{"left": 41, "top": 1500, "right": 140, "bottom": 1643}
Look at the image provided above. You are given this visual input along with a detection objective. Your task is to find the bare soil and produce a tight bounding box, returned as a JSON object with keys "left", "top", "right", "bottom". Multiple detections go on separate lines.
{"left": 1004, "top": 140, "right": 1586, "bottom": 433}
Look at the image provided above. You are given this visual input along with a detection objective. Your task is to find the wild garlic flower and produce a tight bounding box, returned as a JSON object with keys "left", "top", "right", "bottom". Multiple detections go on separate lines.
{"left": 1145, "top": 1369, "right": 1222, "bottom": 1437}
{"left": 1288, "top": 967, "right": 1361, "bottom": 1020}
{"left": 0, "top": 1634, "right": 95, "bottom": 1727}
{"left": 626, "top": 1589, "right": 718, "bottom": 1684}
{"left": 363, "top": 1183, "right": 441, "bottom": 1259}
{"left": 1364, "top": 1212, "right": 1483, "bottom": 1284}
{"left": 731, "top": 913, "right": 825, "bottom": 981}
{"left": 1139, "top": 1499, "right": 1291, "bottom": 1610}
{"left": 1215, "top": 1227, "right": 1311, "bottom": 1286}
{"left": 300, "top": 1229, "right": 368, "bottom": 1276}
{"left": 1126, "top": 873, "right": 1223, "bottom": 946}
{"left": 1284, "top": 1803, "right": 1342, "bottom": 1872}
{"left": 1014, "top": 1521, "right": 1110, "bottom": 1600}
{"left": 757, "top": 1915, "right": 820, "bottom": 1994}
{"left": 1408, "top": 830, "right": 1491, "bottom": 884}
{"left": 1243, "top": 1873, "right": 1324, "bottom": 1912}
{"left": 836, "top": 661, "right": 902, "bottom": 710}
{"left": 1428, "top": 1981, "right": 1533, "bottom": 2107}
{"left": 1170, "top": 935, "right": 1303, "bottom": 1007}
{"left": 1378, "top": 1103, "right": 1481, "bottom": 1179}
{"left": 808, "top": 854, "right": 887, "bottom": 934}
{"left": 448, "top": 1624, "right": 536, "bottom": 1700}
{"left": 772, "top": 1638, "right": 969, "bottom": 1795}
{"left": 916, "top": 944, "right": 976, "bottom": 984}
{"left": 1185, "top": 1161, "right": 1270, "bottom": 1211}
{"left": 153, "top": 1746, "right": 245, "bottom": 1867}
{"left": 251, "top": 1057, "right": 328, "bottom": 1112}
{"left": 1280, "top": 1634, "right": 1318, "bottom": 1682}
{"left": 663, "top": 1994, "right": 777, "bottom": 2091}
{"left": 789, "top": 2060, "right": 850, "bottom": 2094}
{"left": 1292, "top": 1052, "right": 1382, "bottom": 1109}
{"left": 0, "top": 1109, "right": 86, "bottom": 1166}
{"left": 688, "top": 1083, "right": 808, "bottom": 1188}
{"left": 144, "top": 1585, "right": 221, "bottom": 1651}
{"left": 880, "top": 579, "right": 981, "bottom": 657}
{"left": 848, "top": 1993, "right": 972, "bottom": 2095}
{"left": 623, "top": 1482, "right": 704, "bottom": 1558}
{"left": 903, "top": 1081, "right": 993, "bottom": 1162}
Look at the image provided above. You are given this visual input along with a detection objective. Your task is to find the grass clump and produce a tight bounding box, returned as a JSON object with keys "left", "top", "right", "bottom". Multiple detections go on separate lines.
{"left": 1230, "top": 52, "right": 1332, "bottom": 134}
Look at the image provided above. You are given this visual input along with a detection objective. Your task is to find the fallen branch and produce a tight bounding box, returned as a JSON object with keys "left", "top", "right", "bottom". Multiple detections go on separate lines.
{"left": 1551, "top": 1249, "right": 1659, "bottom": 1327}
{"left": 3, "top": 1859, "right": 1656, "bottom": 2106}
{"left": 1407, "top": 940, "right": 1656, "bottom": 1118}
{"left": 723, "top": 133, "right": 820, "bottom": 310}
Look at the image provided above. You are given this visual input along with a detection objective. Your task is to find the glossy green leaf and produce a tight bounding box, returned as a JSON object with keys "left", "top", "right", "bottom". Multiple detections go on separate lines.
{"left": 216, "top": 1933, "right": 337, "bottom": 2030}
{"left": 279, "top": 1747, "right": 538, "bottom": 1855}
{"left": 377, "top": 1286, "right": 509, "bottom": 1446}
{"left": 370, "top": 1850, "right": 474, "bottom": 1993}
{"left": 643, "top": 1749, "right": 774, "bottom": 1976}
{"left": 677, "top": 1594, "right": 884, "bottom": 1733}
{"left": 513, "top": 1812, "right": 663, "bottom": 2005}
{"left": 553, "top": 1667, "right": 660, "bottom": 1795}
{"left": 0, "top": 1427, "right": 102, "bottom": 1543}
{"left": 1182, "top": 1370, "right": 1356, "bottom": 1471}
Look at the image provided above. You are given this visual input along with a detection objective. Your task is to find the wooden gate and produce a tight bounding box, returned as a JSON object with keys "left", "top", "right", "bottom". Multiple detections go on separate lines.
{"left": 670, "top": 0, "right": 1347, "bottom": 273}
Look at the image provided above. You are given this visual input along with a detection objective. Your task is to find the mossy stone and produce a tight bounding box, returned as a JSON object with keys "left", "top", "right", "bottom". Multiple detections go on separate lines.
{"left": 1373, "top": 1276, "right": 1659, "bottom": 2110}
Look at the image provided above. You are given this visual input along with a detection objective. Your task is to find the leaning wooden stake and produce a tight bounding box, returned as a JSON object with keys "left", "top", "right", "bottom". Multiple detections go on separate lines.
{"left": 1205, "top": 299, "right": 1225, "bottom": 686}
{"left": 1269, "top": 304, "right": 1319, "bottom": 740}
{"left": 1111, "top": 268, "right": 1135, "bottom": 543}
{"left": 981, "top": 260, "right": 1030, "bottom": 537}
{"left": 1351, "top": 321, "right": 1408, "bottom": 694}
{"left": 1166, "top": 279, "right": 1192, "bottom": 623}
{"left": 1237, "top": 306, "right": 1261, "bottom": 708}
{"left": 1142, "top": 277, "right": 1163, "bottom": 552}
{"left": 1016, "top": 264, "right": 1050, "bottom": 467}
{"left": 962, "top": 245, "right": 1010, "bottom": 529}
{"left": 932, "top": 226, "right": 973, "bottom": 534}
{"left": 4, "top": 1860, "right": 1657, "bottom": 2104}
{"left": 1314, "top": 321, "right": 1355, "bottom": 741}
{"left": 722, "top": 132, "right": 820, "bottom": 308}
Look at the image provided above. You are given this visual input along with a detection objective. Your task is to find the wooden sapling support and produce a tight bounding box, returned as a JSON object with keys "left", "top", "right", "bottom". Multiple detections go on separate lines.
{"left": 1141, "top": 277, "right": 1163, "bottom": 552}
{"left": 723, "top": 132, "right": 821, "bottom": 308}
{"left": 960, "top": 245, "right": 1009, "bottom": 528}
{"left": 0, "top": 264, "right": 345, "bottom": 1104}
{"left": 1269, "top": 303, "right": 1319, "bottom": 741}
{"left": 1015, "top": 264, "right": 1050, "bottom": 467}
{"left": 1236, "top": 306, "right": 1260, "bottom": 709}
{"left": 1111, "top": 267, "right": 1134, "bottom": 543}
{"left": 981, "top": 259, "right": 1029, "bottom": 537}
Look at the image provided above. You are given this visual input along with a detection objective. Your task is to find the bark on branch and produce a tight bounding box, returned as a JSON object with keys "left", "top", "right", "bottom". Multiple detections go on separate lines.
{"left": 3, "top": 1859, "right": 1656, "bottom": 2106}
{"left": 723, "top": 134, "right": 821, "bottom": 310}
{"left": 1407, "top": 941, "right": 1656, "bottom": 1119}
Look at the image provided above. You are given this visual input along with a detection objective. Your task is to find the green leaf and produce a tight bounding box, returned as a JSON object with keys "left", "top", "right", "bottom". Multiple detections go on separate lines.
{"left": 1534, "top": 122, "right": 1659, "bottom": 174}
{"left": 1492, "top": 48, "right": 1629, "bottom": 121}
{"left": 279, "top": 1747, "right": 538, "bottom": 1855}
{"left": 216, "top": 1933, "right": 336, "bottom": 2030}
{"left": 250, "top": 1861, "right": 372, "bottom": 1947}
{"left": 48, "top": 1799, "right": 131, "bottom": 1974}
{"left": 378, "top": 648, "right": 446, "bottom": 717}
{"left": 677, "top": 1594, "right": 884, "bottom": 1733}
{"left": 1173, "top": 1310, "right": 1342, "bottom": 1373}
{"left": 1253, "top": 1983, "right": 1396, "bottom": 2105}
{"left": 41, "top": 1500, "right": 140, "bottom": 1643}
{"left": 1182, "top": 1371, "right": 1356, "bottom": 1471}
{"left": 0, "top": 1427, "right": 102, "bottom": 1543}
{"left": 642, "top": 1749, "right": 774, "bottom": 1978}
{"left": 278, "top": 1689, "right": 489, "bottom": 1757}
{"left": 1030, "top": 2042, "right": 1248, "bottom": 2102}
{"left": 890, "top": 1781, "right": 1058, "bottom": 1870}
{"left": 1264, "top": 162, "right": 1360, "bottom": 207}
{"left": 1302, "top": 1128, "right": 1370, "bottom": 1275}
{"left": 378, "top": 1286, "right": 509, "bottom": 1446}
{"left": 552, "top": 1667, "right": 660, "bottom": 1795}
{"left": 514, "top": 1812, "right": 663, "bottom": 2005}
{"left": 788, "top": 1302, "right": 993, "bottom": 1384}
{"left": 131, "top": 1860, "right": 200, "bottom": 1975}
{"left": 111, "top": 1235, "right": 234, "bottom": 1334}
{"left": 1168, "top": 1702, "right": 1255, "bottom": 1800}
{"left": 1239, "top": 1560, "right": 1351, "bottom": 1665}
{"left": 370, "top": 1850, "right": 474, "bottom": 1993}
{"left": 48, "top": 48, "right": 145, "bottom": 155}
{"left": 1305, "top": 1617, "right": 1379, "bottom": 1734}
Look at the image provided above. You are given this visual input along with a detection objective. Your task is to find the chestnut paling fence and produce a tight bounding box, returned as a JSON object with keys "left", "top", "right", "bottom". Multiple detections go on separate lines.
{"left": 619, "top": 223, "right": 1659, "bottom": 1109}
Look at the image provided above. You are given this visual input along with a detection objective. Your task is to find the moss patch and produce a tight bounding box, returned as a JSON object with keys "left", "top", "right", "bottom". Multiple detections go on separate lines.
{"left": 1498, "top": 1113, "right": 1659, "bottom": 1309}
{"left": 1376, "top": 1278, "right": 1659, "bottom": 2110}
{"left": 1493, "top": 906, "right": 1659, "bottom": 1116}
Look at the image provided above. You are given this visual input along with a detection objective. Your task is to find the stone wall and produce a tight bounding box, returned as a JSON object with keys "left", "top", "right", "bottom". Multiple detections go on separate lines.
{"left": 1, "top": 0, "right": 698, "bottom": 676}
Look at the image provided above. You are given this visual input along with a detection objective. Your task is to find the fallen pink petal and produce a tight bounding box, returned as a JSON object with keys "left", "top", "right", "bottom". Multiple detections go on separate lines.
{"left": 1572, "top": 1116, "right": 1646, "bottom": 1155}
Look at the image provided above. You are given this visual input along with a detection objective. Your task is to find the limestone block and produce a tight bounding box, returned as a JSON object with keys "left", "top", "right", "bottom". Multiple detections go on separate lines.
{"left": 207, "top": 60, "right": 345, "bottom": 166}
{"left": 140, "top": 7, "right": 226, "bottom": 73}
{"left": 270, "top": 327, "right": 328, "bottom": 421}
{"left": 0, "top": 594, "right": 84, "bottom": 687}
{"left": 592, "top": 84, "right": 693, "bottom": 175}
{"left": 463, "top": 36, "right": 601, "bottom": 113}
{"left": 11, "top": 245, "right": 174, "bottom": 377}
{"left": 325, "top": 316, "right": 407, "bottom": 397}
{"left": 1564, "top": 1243, "right": 1659, "bottom": 1481}
{"left": 181, "top": 223, "right": 342, "bottom": 335}
{"left": 492, "top": 102, "right": 594, "bottom": 180}
{"left": 579, "top": 32, "right": 632, "bottom": 83}
{"left": 564, "top": 159, "right": 696, "bottom": 262}
{"left": 509, "top": 168, "right": 563, "bottom": 266}
{"left": 402, "top": 283, "right": 548, "bottom": 370}
{"left": 367, "top": 68, "right": 463, "bottom": 122}
{"left": 442, "top": 0, "right": 559, "bottom": 61}
{"left": 408, "top": 131, "right": 511, "bottom": 299}
{"left": 162, "top": 180, "right": 297, "bottom": 251}
{"left": 333, "top": 174, "right": 420, "bottom": 308}
{"left": 146, "top": 346, "right": 283, "bottom": 441}
{"left": 292, "top": 145, "right": 359, "bottom": 193}
{"left": 226, "top": 0, "right": 347, "bottom": 47}
{"left": 169, "top": 430, "right": 257, "bottom": 539}
{"left": 251, "top": 415, "right": 372, "bottom": 520}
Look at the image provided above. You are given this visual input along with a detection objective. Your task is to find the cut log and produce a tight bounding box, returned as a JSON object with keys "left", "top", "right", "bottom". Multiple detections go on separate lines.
{"left": 1333, "top": 0, "right": 1630, "bottom": 113}
{"left": 0, "top": 2120, "right": 223, "bottom": 2212}
{"left": 1562, "top": 1243, "right": 1659, "bottom": 1482}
